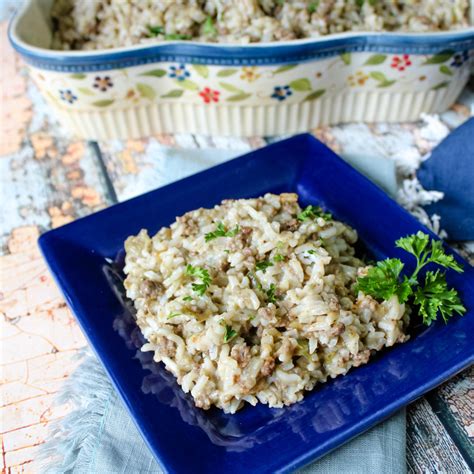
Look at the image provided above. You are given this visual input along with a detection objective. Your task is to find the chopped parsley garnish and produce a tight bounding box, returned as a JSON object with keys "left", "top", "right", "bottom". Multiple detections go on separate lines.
{"left": 147, "top": 25, "right": 164, "bottom": 36}
{"left": 356, "top": 231, "right": 465, "bottom": 325}
{"left": 183, "top": 296, "right": 193, "bottom": 302}
{"left": 297, "top": 205, "right": 332, "bottom": 222}
{"left": 274, "top": 253, "right": 284, "bottom": 262}
{"left": 266, "top": 284, "right": 278, "bottom": 304}
{"left": 186, "top": 264, "right": 211, "bottom": 296}
{"left": 164, "top": 33, "right": 191, "bottom": 40}
{"left": 308, "top": 1, "right": 319, "bottom": 13}
{"left": 223, "top": 325, "right": 237, "bottom": 343}
{"left": 147, "top": 26, "right": 191, "bottom": 40}
{"left": 307, "top": 249, "right": 316, "bottom": 255}
{"left": 255, "top": 260, "right": 273, "bottom": 273}
{"left": 167, "top": 312, "right": 181, "bottom": 319}
{"left": 203, "top": 16, "right": 217, "bottom": 36}
{"left": 205, "top": 222, "right": 240, "bottom": 242}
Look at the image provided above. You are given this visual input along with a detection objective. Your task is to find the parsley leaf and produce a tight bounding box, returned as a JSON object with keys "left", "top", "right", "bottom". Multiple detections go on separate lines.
{"left": 396, "top": 231, "right": 430, "bottom": 260}
{"left": 223, "top": 325, "right": 237, "bottom": 343}
{"left": 205, "top": 222, "right": 240, "bottom": 242}
{"left": 274, "top": 253, "right": 284, "bottom": 262}
{"left": 183, "top": 296, "right": 193, "bottom": 302}
{"left": 356, "top": 232, "right": 466, "bottom": 325}
{"left": 167, "top": 312, "right": 181, "bottom": 319}
{"left": 429, "top": 240, "right": 464, "bottom": 273}
{"left": 255, "top": 260, "right": 273, "bottom": 273}
{"left": 356, "top": 259, "right": 409, "bottom": 302}
{"left": 297, "top": 205, "right": 332, "bottom": 222}
{"left": 414, "top": 271, "right": 466, "bottom": 325}
{"left": 186, "top": 264, "right": 211, "bottom": 296}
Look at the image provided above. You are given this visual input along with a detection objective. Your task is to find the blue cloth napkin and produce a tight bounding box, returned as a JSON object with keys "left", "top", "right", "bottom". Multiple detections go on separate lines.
{"left": 417, "top": 117, "right": 474, "bottom": 241}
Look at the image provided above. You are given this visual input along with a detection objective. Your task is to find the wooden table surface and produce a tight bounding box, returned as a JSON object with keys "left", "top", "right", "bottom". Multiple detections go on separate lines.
{"left": 1, "top": 9, "right": 473, "bottom": 474}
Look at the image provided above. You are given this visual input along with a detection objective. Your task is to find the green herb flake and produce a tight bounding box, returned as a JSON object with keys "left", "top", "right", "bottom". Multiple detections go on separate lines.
{"left": 266, "top": 284, "right": 278, "bottom": 304}
{"left": 297, "top": 205, "right": 332, "bottom": 222}
{"left": 308, "top": 1, "right": 319, "bottom": 13}
{"left": 183, "top": 296, "right": 193, "bottom": 302}
{"left": 356, "top": 231, "right": 466, "bottom": 325}
{"left": 167, "top": 312, "right": 181, "bottom": 319}
{"left": 255, "top": 260, "right": 274, "bottom": 273}
{"left": 203, "top": 16, "right": 217, "bottom": 37}
{"left": 186, "top": 264, "right": 211, "bottom": 296}
{"left": 307, "top": 249, "right": 316, "bottom": 255}
{"left": 147, "top": 25, "right": 164, "bottom": 37}
{"left": 164, "top": 33, "right": 191, "bottom": 41}
{"left": 224, "top": 325, "right": 238, "bottom": 343}
{"left": 205, "top": 222, "right": 240, "bottom": 242}
{"left": 274, "top": 253, "right": 284, "bottom": 262}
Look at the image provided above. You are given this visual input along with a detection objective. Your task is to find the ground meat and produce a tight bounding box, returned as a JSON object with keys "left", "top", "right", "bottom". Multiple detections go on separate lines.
{"left": 279, "top": 193, "right": 299, "bottom": 214}
{"left": 155, "top": 335, "right": 176, "bottom": 358}
{"left": 352, "top": 349, "right": 371, "bottom": 367}
{"left": 331, "top": 322, "right": 345, "bottom": 336}
{"left": 176, "top": 214, "right": 199, "bottom": 237}
{"left": 140, "top": 280, "right": 163, "bottom": 298}
{"left": 230, "top": 343, "right": 251, "bottom": 368}
{"left": 239, "top": 226, "right": 253, "bottom": 246}
{"left": 260, "top": 357, "right": 275, "bottom": 377}
{"left": 280, "top": 218, "right": 299, "bottom": 232}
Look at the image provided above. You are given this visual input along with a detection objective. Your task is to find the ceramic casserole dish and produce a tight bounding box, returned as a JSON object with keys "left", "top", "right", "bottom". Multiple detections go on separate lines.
{"left": 9, "top": 0, "right": 474, "bottom": 139}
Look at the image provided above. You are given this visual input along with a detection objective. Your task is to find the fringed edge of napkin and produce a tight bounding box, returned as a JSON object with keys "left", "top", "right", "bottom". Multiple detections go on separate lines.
{"left": 38, "top": 350, "right": 114, "bottom": 473}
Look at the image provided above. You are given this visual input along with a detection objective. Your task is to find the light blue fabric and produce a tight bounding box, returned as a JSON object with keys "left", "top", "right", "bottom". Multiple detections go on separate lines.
{"left": 41, "top": 145, "right": 405, "bottom": 474}
{"left": 42, "top": 351, "right": 406, "bottom": 474}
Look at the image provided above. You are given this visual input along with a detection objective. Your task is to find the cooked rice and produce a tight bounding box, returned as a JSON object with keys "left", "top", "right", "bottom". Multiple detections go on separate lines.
{"left": 123, "top": 193, "right": 410, "bottom": 413}
{"left": 51, "top": 0, "right": 470, "bottom": 50}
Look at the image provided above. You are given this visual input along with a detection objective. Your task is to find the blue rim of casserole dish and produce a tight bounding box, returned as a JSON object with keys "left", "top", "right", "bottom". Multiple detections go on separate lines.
{"left": 8, "top": 2, "right": 474, "bottom": 72}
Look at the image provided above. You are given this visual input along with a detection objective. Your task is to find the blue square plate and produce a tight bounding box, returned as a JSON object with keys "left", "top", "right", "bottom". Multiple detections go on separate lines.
{"left": 39, "top": 134, "right": 474, "bottom": 474}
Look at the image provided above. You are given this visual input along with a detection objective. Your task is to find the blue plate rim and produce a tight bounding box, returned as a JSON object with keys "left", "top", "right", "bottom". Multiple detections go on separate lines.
{"left": 38, "top": 133, "right": 474, "bottom": 473}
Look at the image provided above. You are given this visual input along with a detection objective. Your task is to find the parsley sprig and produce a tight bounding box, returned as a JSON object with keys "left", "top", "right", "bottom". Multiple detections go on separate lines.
{"left": 297, "top": 205, "right": 332, "bottom": 222}
{"left": 205, "top": 222, "right": 240, "bottom": 242}
{"left": 186, "top": 264, "right": 211, "bottom": 296}
{"left": 356, "top": 232, "right": 465, "bottom": 325}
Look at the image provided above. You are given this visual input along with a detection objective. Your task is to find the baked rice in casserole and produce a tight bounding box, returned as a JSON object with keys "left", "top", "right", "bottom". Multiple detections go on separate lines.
{"left": 123, "top": 193, "right": 410, "bottom": 413}
{"left": 52, "top": 0, "right": 470, "bottom": 50}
